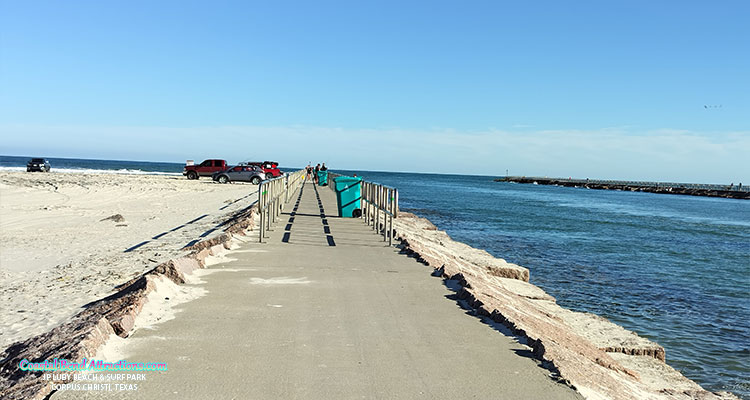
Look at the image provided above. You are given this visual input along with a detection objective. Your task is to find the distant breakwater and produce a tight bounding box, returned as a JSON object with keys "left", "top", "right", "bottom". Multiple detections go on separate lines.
{"left": 496, "top": 177, "right": 750, "bottom": 200}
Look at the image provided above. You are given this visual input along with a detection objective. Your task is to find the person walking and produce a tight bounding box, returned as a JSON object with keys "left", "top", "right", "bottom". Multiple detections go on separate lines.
{"left": 306, "top": 164, "right": 312, "bottom": 181}
{"left": 314, "top": 163, "right": 321, "bottom": 184}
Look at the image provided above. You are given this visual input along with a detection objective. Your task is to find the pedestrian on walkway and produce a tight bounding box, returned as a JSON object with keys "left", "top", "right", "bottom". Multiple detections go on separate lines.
{"left": 314, "top": 163, "right": 321, "bottom": 184}
{"left": 306, "top": 164, "right": 312, "bottom": 181}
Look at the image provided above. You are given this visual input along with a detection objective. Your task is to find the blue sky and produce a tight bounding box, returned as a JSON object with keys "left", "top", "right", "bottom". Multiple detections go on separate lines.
{"left": 1, "top": 0, "right": 748, "bottom": 182}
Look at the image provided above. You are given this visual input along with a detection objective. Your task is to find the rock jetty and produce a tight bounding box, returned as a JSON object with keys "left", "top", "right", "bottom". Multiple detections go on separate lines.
{"left": 496, "top": 177, "right": 749, "bottom": 200}
{"left": 1, "top": 198, "right": 741, "bottom": 400}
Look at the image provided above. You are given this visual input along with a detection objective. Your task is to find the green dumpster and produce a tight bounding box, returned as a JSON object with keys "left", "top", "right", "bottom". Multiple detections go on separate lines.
{"left": 333, "top": 176, "right": 362, "bottom": 217}
{"left": 317, "top": 170, "right": 328, "bottom": 186}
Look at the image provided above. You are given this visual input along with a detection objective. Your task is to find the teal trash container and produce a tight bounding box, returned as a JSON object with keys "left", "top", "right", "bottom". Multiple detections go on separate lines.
{"left": 317, "top": 170, "right": 328, "bottom": 186}
{"left": 333, "top": 177, "right": 362, "bottom": 217}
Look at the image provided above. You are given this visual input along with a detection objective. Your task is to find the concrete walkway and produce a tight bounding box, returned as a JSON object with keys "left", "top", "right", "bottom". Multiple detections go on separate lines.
{"left": 55, "top": 181, "right": 582, "bottom": 399}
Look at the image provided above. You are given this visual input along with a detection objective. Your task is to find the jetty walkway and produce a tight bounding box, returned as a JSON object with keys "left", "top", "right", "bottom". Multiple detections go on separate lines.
{"left": 54, "top": 181, "right": 580, "bottom": 399}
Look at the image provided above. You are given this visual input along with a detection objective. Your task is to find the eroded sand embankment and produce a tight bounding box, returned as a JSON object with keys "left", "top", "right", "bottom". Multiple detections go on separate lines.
{"left": 390, "top": 212, "right": 739, "bottom": 400}
{"left": 0, "top": 171, "right": 258, "bottom": 349}
{"left": 0, "top": 177, "right": 261, "bottom": 400}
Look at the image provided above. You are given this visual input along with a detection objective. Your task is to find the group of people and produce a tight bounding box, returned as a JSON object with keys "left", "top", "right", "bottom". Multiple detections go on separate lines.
{"left": 306, "top": 162, "right": 328, "bottom": 183}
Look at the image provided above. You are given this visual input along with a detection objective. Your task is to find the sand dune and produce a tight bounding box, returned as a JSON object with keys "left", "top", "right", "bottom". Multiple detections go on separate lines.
{"left": 0, "top": 171, "right": 260, "bottom": 349}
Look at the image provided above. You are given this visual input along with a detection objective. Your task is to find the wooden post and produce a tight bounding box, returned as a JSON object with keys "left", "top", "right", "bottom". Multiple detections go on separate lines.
{"left": 258, "top": 182, "right": 264, "bottom": 243}
{"left": 382, "top": 187, "right": 387, "bottom": 242}
{"left": 394, "top": 189, "right": 399, "bottom": 218}
{"left": 388, "top": 188, "right": 393, "bottom": 246}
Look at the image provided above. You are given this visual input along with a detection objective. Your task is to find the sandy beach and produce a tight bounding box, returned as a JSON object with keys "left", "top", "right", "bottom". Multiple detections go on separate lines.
{"left": 0, "top": 170, "right": 259, "bottom": 350}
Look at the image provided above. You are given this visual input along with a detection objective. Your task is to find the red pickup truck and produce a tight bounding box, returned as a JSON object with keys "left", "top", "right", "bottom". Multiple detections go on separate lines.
{"left": 183, "top": 159, "right": 228, "bottom": 180}
{"left": 241, "top": 161, "right": 283, "bottom": 178}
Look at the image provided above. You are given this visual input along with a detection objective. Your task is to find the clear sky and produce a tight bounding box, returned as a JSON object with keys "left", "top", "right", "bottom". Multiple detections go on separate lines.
{"left": 1, "top": 0, "right": 748, "bottom": 182}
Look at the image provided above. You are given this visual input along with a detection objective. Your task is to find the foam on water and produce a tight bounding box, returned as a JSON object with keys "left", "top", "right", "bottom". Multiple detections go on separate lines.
{"left": 0, "top": 166, "right": 181, "bottom": 176}
{"left": 0, "top": 155, "right": 186, "bottom": 175}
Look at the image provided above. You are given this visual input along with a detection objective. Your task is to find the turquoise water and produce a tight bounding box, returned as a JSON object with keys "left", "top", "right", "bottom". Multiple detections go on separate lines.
{"left": 2, "top": 156, "right": 748, "bottom": 396}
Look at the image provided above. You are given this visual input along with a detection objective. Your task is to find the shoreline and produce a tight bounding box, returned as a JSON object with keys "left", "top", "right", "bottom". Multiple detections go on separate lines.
{"left": 0, "top": 172, "right": 741, "bottom": 399}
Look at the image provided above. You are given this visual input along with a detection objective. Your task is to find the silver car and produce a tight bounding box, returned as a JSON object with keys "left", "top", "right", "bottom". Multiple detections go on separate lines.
{"left": 212, "top": 165, "right": 267, "bottom": 184}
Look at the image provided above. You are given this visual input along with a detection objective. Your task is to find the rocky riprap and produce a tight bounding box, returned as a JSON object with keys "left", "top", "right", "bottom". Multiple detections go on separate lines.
{"left": 390, "top": 212, "right": 739, "bottom": 400}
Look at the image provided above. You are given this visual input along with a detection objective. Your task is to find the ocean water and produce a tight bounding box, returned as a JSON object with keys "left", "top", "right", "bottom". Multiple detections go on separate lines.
{"left": 337, "top": 169, "right": 750, "bottom": 398}
{"left": 0, "top": 155, "right": 185, "bottom": 175}
{"left": 2, "top": 156, "right": 748, "bottom": 397}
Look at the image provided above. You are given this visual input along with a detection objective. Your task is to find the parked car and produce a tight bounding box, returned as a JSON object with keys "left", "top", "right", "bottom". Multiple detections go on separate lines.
{"left": 27, "top": 158, "right": 51, "bottom": 172}
{"left": 239, "top": 161, "right": 283, "bottom": 178}
{"left": 183, "top": 159, "right": 228, "bottom": 180}
{"left": 212, "top": 165, "right": 266, "bottom": 184}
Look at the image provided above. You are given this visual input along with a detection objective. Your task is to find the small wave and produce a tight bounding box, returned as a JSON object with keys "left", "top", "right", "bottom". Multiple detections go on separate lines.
{"left": 0, "top": 166, "right": 182, "bottom": 176}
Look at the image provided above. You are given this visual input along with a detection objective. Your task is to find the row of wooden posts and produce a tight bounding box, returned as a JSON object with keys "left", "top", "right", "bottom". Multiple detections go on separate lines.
{"left": 258, "top": 170, "right": 399, "bottom": 245}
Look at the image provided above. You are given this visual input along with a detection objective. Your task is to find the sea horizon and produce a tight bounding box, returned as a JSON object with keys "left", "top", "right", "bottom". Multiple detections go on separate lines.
{"left": 2, "top": 154, "right": 745, "bottom": 186}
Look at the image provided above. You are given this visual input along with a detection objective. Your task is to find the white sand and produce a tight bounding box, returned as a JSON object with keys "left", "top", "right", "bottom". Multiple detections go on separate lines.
{"left": 0, "top": 170, "right": 259, "bottom": 349}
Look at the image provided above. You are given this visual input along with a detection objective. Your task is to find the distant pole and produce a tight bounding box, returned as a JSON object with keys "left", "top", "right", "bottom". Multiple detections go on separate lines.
{"left": 506, "top": 169, "right": 509, "bottom": 177}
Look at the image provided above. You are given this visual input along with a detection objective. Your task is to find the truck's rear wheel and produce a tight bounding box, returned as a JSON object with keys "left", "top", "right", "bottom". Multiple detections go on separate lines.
{"left": 187, "top": 171, "right": 198, "bottom": 180}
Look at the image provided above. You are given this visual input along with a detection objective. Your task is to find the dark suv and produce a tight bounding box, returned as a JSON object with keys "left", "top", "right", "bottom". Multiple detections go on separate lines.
{"left": 27, "top": 158, "right": 51, "bottom": 172}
